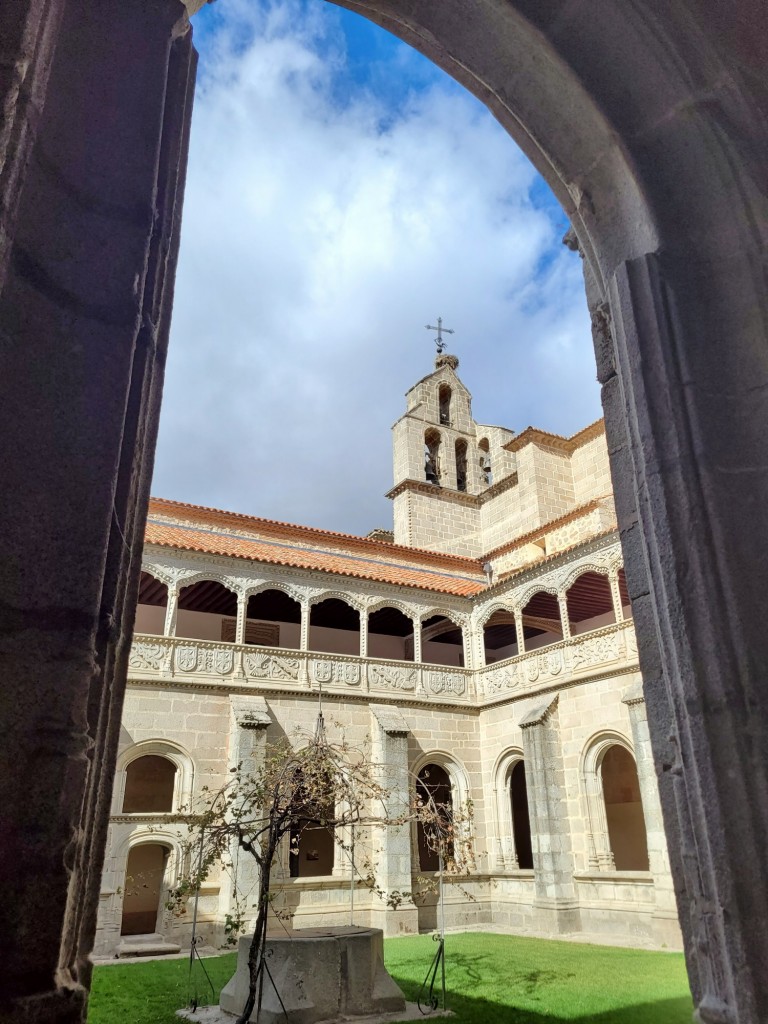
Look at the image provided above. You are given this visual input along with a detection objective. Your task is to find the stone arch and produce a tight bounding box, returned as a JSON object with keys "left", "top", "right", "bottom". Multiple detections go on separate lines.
{"left": 420, "top": 608, "right": 468, "bottom": 667}
{"left": 307, "top": 590, "right": 366, "bottom": 614}
{"left": 4, "top": 3, "right": 765, "bottom": 1018}
{"left": 367, "top": 602, "right": 418, "bottom": 662}
{"left": 565, "top": 567, "right": 616, "bottom": 635}
{"left": 243, "top": 579, "right": 305, "bottom": 605}
{"left": 308, "top": 592, "right": 362, "bottom": 656}
{"left": 581, "top": 732, "right": 648, "bottom": 872}
{"left": 411, "top": 751, "right": 471, "bottom": 871}
{"left": 117, "top": 829, "right": 183, "bottom": 940}
{"left": 113, "top": 740, "right": 194, "bottom": 817}
{"left": 242, "top": 582, "right": 303, "bottom": 649}
{"left": 438, "top": 382, "right": 452, "bottom": 426}
{"left": 491, "top": 748, "right": 533, "bottom": 872}
{"left": 476, "top": 601, "right": 514, "bottom": 630}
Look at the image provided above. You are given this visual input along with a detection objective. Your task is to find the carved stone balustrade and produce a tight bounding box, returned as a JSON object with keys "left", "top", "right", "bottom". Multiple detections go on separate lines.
{"left": 129, "top": 621, "right": 636, "bottom": 707}
{"left": 128, "top": 636, "right": 473, "bottom": 704}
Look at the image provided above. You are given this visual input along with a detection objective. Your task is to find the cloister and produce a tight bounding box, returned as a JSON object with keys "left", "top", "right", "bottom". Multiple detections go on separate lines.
{"left": 0, "top": 3, "right": 766, "bottom": 1023}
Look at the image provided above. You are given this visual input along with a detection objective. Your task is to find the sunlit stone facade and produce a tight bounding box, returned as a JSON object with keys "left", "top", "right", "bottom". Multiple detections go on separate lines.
{"left": 96, "top": 357, "right": 681, "bottom": 957}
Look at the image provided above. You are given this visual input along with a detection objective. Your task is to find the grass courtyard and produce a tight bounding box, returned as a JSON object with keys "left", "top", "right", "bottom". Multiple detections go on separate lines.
{"left": 88, "top": 932, "right": 693, "bottom": 1024}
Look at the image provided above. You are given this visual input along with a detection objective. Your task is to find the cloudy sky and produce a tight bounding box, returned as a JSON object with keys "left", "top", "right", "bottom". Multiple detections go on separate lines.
{"left": 151, "top": 0, "right": 601, "bottom": 535}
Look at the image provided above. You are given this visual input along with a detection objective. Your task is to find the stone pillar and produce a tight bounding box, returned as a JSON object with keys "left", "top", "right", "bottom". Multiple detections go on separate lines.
{"left": 164, "top": 585, "right": 180, "bottom": 637}
{"left": 608, "top": 569, "right": 624, "bottom": 622}
{"left": 603, "top": 252, "right": 768, "bottom": 1021}
{"left": 360, "top": 610, "right": 369, "bottom": 659}
{"left": 622, "top": 682, "right": 681, "bottom": 947}
{"left": 235, "top": 594, "right": 247, "bottom": 645}
{"left": 227, "top": 698, "right": 272, "bottom": 932}
{"left": 300, "top": 600, "right": 310, "bottom": 651}
{"left": 514, "top": 610, "right": 525, "bottom": 654}
{"left": 369, "top": 705, "right": 419, "bottom": 935}
{"left": 0, "top": 3, "right": 196, "bottom": 1021}
{"left": 411, "top": 619, "right": 422, "bottom": 664}
{"left": 519, "top": 696, "right": 580, "bottom": 933}
{"left": 557, "top": 596, "right": 571, "bottom": 641}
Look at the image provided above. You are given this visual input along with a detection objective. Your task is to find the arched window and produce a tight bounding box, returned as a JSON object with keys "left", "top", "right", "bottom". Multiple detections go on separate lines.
{"left": 509, "top": 761, "right": 533, "bottom": 870}
{"left": 309, "top": 597, "right": 360, "bottom": 655}
{"left": 368, "top": 606, "right": 415, "bottom": 661}
{"left": 438, "top": 383, "right": 452, "bottom": 425}
{"left": 289, "top": 779, "right": 334, "bottom": 878}
{"left": 122, "top": 755, "right": 177, "bottom": 814}
{"left": 134, "top": 571, "right": 168, "bottom": 635}
{"left": 520, "top": 591, "right": 562, "bottom": 650}
{"left": 120, "top": 842, "right": 170, "bottom": 935}
{"left": 240, "top": 588, "right": 301, "bottom": 649}
{"left": 424, "top": 428, "right": 441, "bottom": 484}
{"left": 455, "top": 439, "right": 468, "bottom": 491}
{"left": 421, "top": 614, "right": 464, "bottom": 666}
{"left": 176, "top": 579, "right": 238, "bottom": 641}
{"left": 478, "top": 437, "right": 492, "bottom": 486}
{"left": 566, "top": 571, "right": 616, "bottom": 634}
{"left": 601, "top": 745, "right": 649, "bottom": 870}
{"left": 416, "top": 763, "right": 454, "bottom": 871}
{"left": 482, "top": 608, "right": 518, "bottom": 663}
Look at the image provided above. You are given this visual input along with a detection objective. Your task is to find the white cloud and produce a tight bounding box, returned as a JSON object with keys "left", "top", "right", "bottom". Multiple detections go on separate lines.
{"left": 152, "top": 0, "right": 598, "bottom": 533}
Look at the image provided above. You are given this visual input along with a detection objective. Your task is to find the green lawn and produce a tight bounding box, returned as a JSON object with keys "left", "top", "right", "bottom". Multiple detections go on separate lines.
{"left": 88, "top": 933, "right": 693, "bottom": 1024}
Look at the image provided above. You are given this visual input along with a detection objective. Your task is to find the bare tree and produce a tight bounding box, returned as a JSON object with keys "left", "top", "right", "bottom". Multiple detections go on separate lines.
{"left": 167, "top": 712, "right": 473, "bottom": 1023}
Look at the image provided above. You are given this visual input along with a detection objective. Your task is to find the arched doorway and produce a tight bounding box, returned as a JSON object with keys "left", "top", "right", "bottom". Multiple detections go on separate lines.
{"left": 601, "top": 746, "right": 649, "bottom": 872}
{"left": 416, "top": 763, "right": 454, "bottom": 872}
{"left": 122, "top": 755, "right": 177, "bottom": 814}
{"left": 120, "top": 844, "right": 170, "bottom": 937}
{"left": 509, "top": 761, "right": 533, "bottom": 871}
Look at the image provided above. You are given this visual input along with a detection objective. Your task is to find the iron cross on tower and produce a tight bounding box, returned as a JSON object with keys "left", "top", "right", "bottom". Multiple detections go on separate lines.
{"left": 425, "top": 317, "right": 455, "bottom": 354}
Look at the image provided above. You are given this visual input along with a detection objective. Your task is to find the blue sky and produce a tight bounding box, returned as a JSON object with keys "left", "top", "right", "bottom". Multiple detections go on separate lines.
{"left": 151, "top": 0, "right": 599, "bottom": 534}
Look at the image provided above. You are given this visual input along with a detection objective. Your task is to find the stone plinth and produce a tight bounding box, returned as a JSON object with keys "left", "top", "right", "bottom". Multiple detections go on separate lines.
{"left": 219, "top": 926, "right": 405, "bottom": 1023}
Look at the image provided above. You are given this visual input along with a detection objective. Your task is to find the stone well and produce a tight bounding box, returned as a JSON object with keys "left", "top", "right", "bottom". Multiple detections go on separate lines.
{"left": 219, "top": 926, "right": 406, "bottom": 1024}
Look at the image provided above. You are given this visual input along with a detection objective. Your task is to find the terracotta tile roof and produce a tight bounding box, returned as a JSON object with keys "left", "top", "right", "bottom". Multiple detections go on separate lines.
{"left": 144, "top": 517, "right": 486, "bottom": 597}
{"left": 148, "top": 497, "right": 482, "bottom": 574}
{"left": 503, "top": 418, "right": 605, "bottom": 454}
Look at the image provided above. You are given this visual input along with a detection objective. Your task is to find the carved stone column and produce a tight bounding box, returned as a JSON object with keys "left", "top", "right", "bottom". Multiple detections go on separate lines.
{"left": 227, "top": 697, "right": 272, "bottom": 932}
{"left": 164, "top": 584, "right": 180, "bottom": 637}
{"left": 557, "top": 595, "right": 571, "bottom": 641}
{"left": 514, "top": 610, "right": 525, "bottom": 654}
{"left": 622, "top": 682, "right": 680, "bottom": 947}
{"left": 235, "top": 594, "right": 247, "bottom": 645}
{"left": 0, "top": 3, "right": 196, "bottom": 1020}
{"left": 299, "top": 599, "right": 310, "bottom": 651}
{"left": 360, "top": 610, "right": 369, "bottom": 659}
{"left": 369, "top": 705, "right": 419, "bottom": 935}
{"left": 519, "top": 696, "right": 580, "bottom": 934}
{"left": 411, "top": 618, "right": 422, "bottom": 664}
{"left": 608, "top": 568, "right": 624, "bottom": 623}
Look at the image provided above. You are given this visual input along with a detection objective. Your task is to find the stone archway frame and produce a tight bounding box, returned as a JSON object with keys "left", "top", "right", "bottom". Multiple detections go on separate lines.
{"left": 580, "top": 731, "right": 639, "bottom": 873}
{"left": 410, "top": 749, "right": 473, "bottom": 874}
{"left": 2, "top": 3, "right": 765, "bottom": 1021}
{"left": 490, "top": 747, "right": 527, "bottom": 872}
{"left": 112, "top": 739, "right": 195, "bottom": 817}
{"left": 418, "top": 606, "right": 470, "bottom": 668}
{"left": 116, "top": 829, "right": 185, "bottom": 941}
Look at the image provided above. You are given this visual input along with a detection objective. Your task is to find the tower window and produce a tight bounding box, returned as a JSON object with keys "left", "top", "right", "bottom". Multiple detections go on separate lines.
{"left": 478, "top": 437, "right": 492, "bottom": 486}
{"left": 425, "top": 429, "right": 441, "bottom": 485}
{"left": 438, "top": 384, "right": 452, "bottom": 426}
{"left": 455, "top": 439, "right": 468, "bottom": 492}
